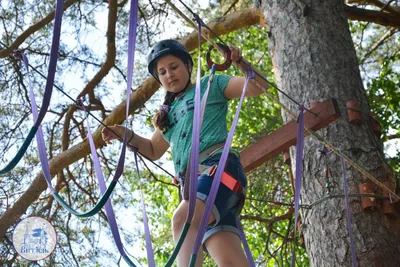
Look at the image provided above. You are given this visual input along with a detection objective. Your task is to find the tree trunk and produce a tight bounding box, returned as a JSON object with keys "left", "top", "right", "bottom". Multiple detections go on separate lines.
{"left": 258, "top": 0, "right": 400, "bottom": 266}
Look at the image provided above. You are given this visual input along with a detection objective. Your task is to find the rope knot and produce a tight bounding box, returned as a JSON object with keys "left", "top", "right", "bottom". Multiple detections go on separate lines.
{"left": 13, "top": 50, "right": 23, "bottom": 61}
{"left": 76, "top": 96, "right": 86, "bottom": 109}
{"left": 128, "top": 145, "right": 139, "bottom": 153}
{"left": 192, "top": 13, "right": 206, "bottom": 27}
{"left": 246, "top": 67, "right": 255, "bottom": 80}
{"left": 318, "top": 145, "right": 330, "bottom": 156}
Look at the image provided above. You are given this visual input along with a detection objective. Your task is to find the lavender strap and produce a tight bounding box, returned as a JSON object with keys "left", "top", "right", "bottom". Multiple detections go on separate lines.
{"left": 83, "top": 104, "right": 126, "bottom": 257}
{"left": 0, "top": 0, "right": 63, "bottom": 175}
{"left": 186, "top": 21, "right": 216, "bottom": 222}
{"left": 98, "top": 0, "right": 143, "bottom": 265}
{"left": 24, "top": 54, "right": 126, "bottom": 263}
{"left": 23, "top": 53, "right": 55, "bottom": 194}
{"left": 126, "top": 0, "right": 154, "bottom": 264}
{"left": 291, "top": 105, "right": 305, "bottom": 267}
{"left": 192, "top": 69, "right": 255, "bottom": 255}
{"left": 340, "top": 154, "right": 358, "bottom": 267}
{"left": 134, "top": 151, "right": 155, "bottom": 267}
{"left": 159, "top": 105, "right": 170, "bottom": 112}
{"left": 200, "top": 65, "right": 216, "bottom": 124}
{"left": 236, "top": 217, "right": 256, "bottom": 267}
{"left": 187, "top": 22, "right": 204, "bottom": 221}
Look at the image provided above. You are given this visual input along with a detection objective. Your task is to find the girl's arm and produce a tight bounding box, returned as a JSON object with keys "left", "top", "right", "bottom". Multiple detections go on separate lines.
{"left": 102, "top": 125, "right": 169, "bottom": 161}
{"left": 224, "top": 76, "right": 264, "bottom": 99}
{"left": 223, "top": 46, "right": 264, "bottom": 99}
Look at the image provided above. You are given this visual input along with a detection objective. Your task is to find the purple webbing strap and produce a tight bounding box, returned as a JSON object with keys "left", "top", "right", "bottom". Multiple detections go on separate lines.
{"left": 236, "top": 217, "right": 256, "bottom": 267}
{"left": 111, "top": 0, "right": 139, "bottom": 183}
{"left": 23, "top": 54, "right": 55, "bottom": 193}
{"left": 340, "top": 154, "right": 358, "bottom": 267}
{"left": 200, "top": 66, "right": 215, "bottom": 125}
{"left": 133, "top": 152, "right": 155, "bottom": 267}
{"left": 95, "top": 0, "right": 143, "bottom": 263}
{"left": 192, "top": 69, "right": 255, "bottom": 255}
{"left": 24, "top": 56, "right": 125, "bottom": 267}
{"left": 187, "top": 22, "right": 203, "bottom": 221}
{"left": 83, "top": 104, "right": 126, "bottom": 257}
{"left": 34, "top": 0, "right": 64, "bottom": 127}
{"left": 126, "top": 1, "right": 154, "bottom": 264}
{"left": 21, "top": 0, "right": 64, "bottom": 187}
{"left": 291, "top": 105, "right": 305, "bottom": 267}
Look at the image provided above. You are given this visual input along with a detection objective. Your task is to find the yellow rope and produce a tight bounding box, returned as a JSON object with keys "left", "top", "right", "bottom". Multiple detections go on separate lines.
{"left": 165, "top": 0, "right": 400, "bottom": 201}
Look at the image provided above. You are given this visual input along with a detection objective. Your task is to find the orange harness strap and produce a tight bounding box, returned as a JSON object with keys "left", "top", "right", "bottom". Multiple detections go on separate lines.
{"left": 173, "top": 166, "right": 241, "bottom": 193}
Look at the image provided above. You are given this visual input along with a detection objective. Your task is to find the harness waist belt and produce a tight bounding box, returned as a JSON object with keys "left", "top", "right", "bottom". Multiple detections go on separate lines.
{"left": 199, "top": 164, "right": 243, "bottom": 193}
{"left": 173, "top": 163, "right": 246, "bottom": 195}
{"left": 175, "top": 143, "right": 243, "bottom": 199}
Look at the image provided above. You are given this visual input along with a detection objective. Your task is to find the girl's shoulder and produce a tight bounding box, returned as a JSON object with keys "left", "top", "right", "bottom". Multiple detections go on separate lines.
{"left": 200, "top": 73, "right": 231, "bottom": 81}
{"left": 199, "top": 74, "right": 232, "bottom": 88}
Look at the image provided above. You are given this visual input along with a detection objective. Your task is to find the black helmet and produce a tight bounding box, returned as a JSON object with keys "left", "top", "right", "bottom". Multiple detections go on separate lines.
{"left": 147, "top": 39, "right": 193, "bottom": 81}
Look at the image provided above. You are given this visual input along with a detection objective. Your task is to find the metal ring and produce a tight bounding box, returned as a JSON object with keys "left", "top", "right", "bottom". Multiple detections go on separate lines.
{"left": 206, "top": 43, "right": 232, "bottom": 71}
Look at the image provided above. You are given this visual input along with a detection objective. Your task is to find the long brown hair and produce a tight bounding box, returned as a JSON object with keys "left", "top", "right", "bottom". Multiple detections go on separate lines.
{"left": 153, "top": 57, "right": 193, "bottom": 131}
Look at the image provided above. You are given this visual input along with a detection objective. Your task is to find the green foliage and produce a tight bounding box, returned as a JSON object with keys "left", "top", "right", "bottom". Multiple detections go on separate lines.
{"left": 350, "top": 18, "right": 400, "bottom": 181}
{"left": 367, "top": 54, "right": 400, "bottom": 137}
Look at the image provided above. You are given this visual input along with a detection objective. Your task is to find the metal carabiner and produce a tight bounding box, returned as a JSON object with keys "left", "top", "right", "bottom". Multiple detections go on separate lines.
{"left": 206, "top": 43, "right": 232, "bottom": 71}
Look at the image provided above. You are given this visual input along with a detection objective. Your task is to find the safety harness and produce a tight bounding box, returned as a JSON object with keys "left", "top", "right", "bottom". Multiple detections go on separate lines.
{"left": 173, "top": 143, "right": 247, "bottom": 199}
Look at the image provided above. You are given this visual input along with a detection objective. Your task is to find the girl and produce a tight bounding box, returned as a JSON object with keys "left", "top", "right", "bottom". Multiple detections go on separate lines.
{"left": 102, "top": 39, "right": 262, "bottom": 267}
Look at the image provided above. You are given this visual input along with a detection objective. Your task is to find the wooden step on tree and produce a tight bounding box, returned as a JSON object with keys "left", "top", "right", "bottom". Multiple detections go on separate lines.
{"left": 240, "top": 97, "right": 341, "bottom": 172}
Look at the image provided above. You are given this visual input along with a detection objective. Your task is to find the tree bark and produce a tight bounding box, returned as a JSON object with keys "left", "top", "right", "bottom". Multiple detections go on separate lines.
{"left": 258, "top": 0, "right": 400, "bottom": 266}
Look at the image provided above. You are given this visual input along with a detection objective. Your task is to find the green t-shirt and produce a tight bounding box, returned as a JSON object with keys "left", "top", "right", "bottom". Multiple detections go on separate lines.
{"left": 162, "top": 74, "right": 232, "bottom": 174}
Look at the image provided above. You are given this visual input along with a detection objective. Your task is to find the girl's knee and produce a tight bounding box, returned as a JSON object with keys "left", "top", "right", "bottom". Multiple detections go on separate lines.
{"left": 172, "top": 203, "right": 188, "bottom": 235}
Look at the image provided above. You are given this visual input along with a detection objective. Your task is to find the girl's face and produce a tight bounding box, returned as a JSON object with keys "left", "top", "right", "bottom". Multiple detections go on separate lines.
{"left": 156, "top": 55, "right": 191, "bottom": 93}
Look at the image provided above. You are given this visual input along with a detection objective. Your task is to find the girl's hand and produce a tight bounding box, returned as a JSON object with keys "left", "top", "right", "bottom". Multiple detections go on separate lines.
{"left": 101, "top": 124, "right": 125, "bottom": 144}
{"left": 229, "top": 45, "right": 243, "bottom": 63}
